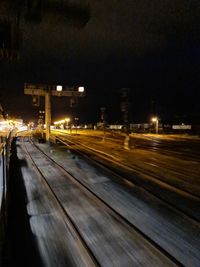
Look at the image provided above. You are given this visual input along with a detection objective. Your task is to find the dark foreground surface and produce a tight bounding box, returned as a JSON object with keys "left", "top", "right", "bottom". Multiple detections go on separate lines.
{"left": 1, "top": 132, "right": 200, "bottom": 267}
{"left": 2, "top": 139, "right": 44, "bottom": 267}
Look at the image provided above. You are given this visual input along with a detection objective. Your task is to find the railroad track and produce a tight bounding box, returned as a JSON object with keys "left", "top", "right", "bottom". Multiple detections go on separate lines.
{"left": 19, "top": 136, "right": 185, "bottom": 267}
{"left": 21, "top": 137, "right": 99, "bottom": 267}
{"left": 23, "top": 135, "right": 200, "bottom": 266}
{"left": 136, "top": 143, "right": 200, "bottom": 163}
{"left": 128, "top": 136, "right": 200, "bottom": 163}
{"left": 71, "top": 131, "right": 200, "bottom": 162}
{"left": 53, "top": 134, "right": 200, "bottom": 222}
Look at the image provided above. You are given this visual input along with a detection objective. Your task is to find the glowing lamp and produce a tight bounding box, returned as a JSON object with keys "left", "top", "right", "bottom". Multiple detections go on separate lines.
{"left": 56, "top": 85, "right": 62, "bottom": 92}
{"left": 78, "top": 86, "right": 84, "bottom": 93}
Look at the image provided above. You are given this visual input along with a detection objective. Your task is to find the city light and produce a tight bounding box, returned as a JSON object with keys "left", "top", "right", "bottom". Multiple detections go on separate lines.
{"left": 65, "top": 118, "right": 70, "bottom": 123}
{"left": 54, "top": 118, "right": 71, "bottom": 130}
{"left": 54, "top": 120, "right": 65, "bottom": 125}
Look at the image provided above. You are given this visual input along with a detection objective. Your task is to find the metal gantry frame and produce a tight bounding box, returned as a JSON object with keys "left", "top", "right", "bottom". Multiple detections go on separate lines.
{"left": 24, "top": 83, "right": 85, "bottom": 142}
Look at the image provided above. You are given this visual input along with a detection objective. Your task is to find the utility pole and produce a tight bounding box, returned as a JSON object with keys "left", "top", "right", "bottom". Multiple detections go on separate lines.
{"left": 100, "top": 107, "right": 106, "bottom": 141}
{"left": 120, "top": 88, "right": 131, "bottom": 150}
{"left": 24, "top": 83, "right": 85, "bottom": 142}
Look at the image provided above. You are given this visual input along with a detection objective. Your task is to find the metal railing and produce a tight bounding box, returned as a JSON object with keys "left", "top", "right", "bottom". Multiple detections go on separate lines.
{"left": 0, "top": 132, "right": 12, "bottom": 239}
{"left": 0, "top": 140, "right": 6, "bottom": 214}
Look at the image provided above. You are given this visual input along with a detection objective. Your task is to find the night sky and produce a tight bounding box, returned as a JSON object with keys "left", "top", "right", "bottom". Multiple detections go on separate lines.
{"left": 0, "top": 0, "right": 200, "bottom": 124}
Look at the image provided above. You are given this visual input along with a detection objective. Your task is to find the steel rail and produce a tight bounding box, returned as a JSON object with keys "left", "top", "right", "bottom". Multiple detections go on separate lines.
{"left": 21, "top": 136, "right": 100, "bottom": 267}
{"left": 54, "top": 130, "right": 200, "bottom": 162}
{"left": 28, "top": 138, "right": 186, "bottom": 267}
{"left": 53, "top": 135, "right": 200, "bottom": 223}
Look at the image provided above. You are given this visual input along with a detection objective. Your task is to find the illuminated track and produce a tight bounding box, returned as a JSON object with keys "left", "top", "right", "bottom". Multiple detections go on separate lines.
{"left": 53, "top": 134, "right": 200, "bottom": 222}
{"left": 53, "top": 130, "right": 200, "bottom": 162}
{"left": 20, "top": 137, "right": 183, "bottom": 267}
{"left": 25, "top": 135, "right": 200, "bottom": 266}
{"left": 21, "top": 137, "right": 99, "bottom": 267}
{"left": 135, "top": 141, "right": 200, "bottom": 162}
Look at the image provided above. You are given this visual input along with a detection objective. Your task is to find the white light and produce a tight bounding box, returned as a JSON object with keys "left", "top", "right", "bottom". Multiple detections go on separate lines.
{"left": 152, "top": 117, "right": 158, "bottom": 122}
{"left": 78, "top": 86, "right": 84, "bottom": 92}
{"left": 56, "top": 85, "right": 62, "bottom": 91}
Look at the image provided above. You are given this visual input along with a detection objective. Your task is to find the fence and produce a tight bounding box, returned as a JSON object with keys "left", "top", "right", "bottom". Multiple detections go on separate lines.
{"left": 0, "top": 132, "right": 12, "bottom": 251}
{"left": 0, "top": 139, "right": 8, "bottom": 214}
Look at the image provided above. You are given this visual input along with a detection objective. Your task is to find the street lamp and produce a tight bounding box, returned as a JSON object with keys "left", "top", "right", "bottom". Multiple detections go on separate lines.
{"left": 152, "top": 117, "right": 158, "bottom": 134}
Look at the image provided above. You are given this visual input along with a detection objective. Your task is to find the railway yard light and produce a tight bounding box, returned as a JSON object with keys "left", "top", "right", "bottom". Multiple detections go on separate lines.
{"left": 78, "top": 86, "right": 84, "bottom": 93}
{"left": 56, "top": 85, "right": 62, "bottom": 91}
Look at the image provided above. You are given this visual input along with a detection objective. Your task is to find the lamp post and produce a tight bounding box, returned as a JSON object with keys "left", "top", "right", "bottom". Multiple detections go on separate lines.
{"left": 152, "top": 117, "right": 158, "bottom": 134}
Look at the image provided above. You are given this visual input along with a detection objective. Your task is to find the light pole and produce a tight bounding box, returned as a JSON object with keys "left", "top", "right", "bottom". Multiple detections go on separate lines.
{"left": 152, "top": 117, "right": 158, "bottom": 134}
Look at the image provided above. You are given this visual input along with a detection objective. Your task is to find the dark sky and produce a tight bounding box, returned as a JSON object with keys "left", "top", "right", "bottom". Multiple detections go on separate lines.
{"left": 0, "top": 0, "right": 200, "bottom": 123}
